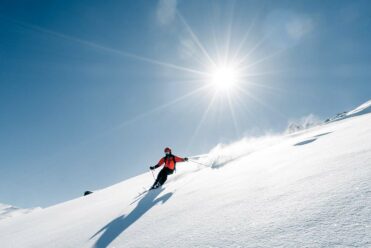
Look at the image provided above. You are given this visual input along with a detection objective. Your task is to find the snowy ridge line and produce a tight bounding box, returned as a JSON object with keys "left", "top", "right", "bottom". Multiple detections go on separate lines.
{"left": 326, "top": 99, "right": 371, "bottom": 123}
{"left": 346, "top": 99, "right": 371, "bottom": 116}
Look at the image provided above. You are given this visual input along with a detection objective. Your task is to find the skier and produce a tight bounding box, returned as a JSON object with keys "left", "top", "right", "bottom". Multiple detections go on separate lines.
{"left": 149, "top": 147, "right": 188, "bottom": 189}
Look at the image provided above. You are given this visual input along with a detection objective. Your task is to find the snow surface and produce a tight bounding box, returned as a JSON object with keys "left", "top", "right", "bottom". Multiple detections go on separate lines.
{"left": 0, "top": 204, "right": 40, "bottom": 221}
{"left": 1, "top": 102, "right": 371, "bottom": 248}
{"left": 346, "top": 100, "right": 371, "bottom": 117}
{"left": 325, "top": 100, "right": 371, "bottom": 123}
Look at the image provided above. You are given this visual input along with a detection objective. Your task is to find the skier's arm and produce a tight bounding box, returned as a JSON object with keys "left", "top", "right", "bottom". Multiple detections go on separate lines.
{"left": 174, "top": 155, "right": 188, "bottom": 162}
{"left": 155, "top": 157, "right": 165, "bottom": 168}
{"left": 150, "top": 157, "right": 165, "bottom": 170}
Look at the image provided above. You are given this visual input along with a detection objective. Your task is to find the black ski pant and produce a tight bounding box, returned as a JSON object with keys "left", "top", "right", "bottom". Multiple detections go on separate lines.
{"left": 154, "top": 167, "right": 174, "bottom": 186}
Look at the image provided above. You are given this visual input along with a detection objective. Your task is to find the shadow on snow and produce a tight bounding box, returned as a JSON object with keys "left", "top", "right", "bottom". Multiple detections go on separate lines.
{"left": 90, "top": 188, "right": 173, "bottom": 248}
{"left": 294, "top": 138, "right": 317, "bottom": 146}
{"left": 294, "top": 132, "right": 333, "bottom": 146}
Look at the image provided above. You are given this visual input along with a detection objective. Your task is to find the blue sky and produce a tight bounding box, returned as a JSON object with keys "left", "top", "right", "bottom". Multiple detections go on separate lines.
{"left": 0, "top": 0, "right": 370, "bottom": 208}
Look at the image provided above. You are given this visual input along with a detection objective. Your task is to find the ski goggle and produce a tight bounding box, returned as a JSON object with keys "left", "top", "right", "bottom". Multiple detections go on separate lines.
{"left": 165, "top": 151, "right": 171, "bottom": 155}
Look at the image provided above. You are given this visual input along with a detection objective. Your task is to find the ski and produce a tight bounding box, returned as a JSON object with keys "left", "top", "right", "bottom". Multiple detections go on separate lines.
{"left": 135, "top": 187, "right": 149, "bottom": 198}
{"left": 134, "top": 185, "right": 156, "bottom": 199}
{"left": 130, "top": 186, "right": 157, "bottom": 205}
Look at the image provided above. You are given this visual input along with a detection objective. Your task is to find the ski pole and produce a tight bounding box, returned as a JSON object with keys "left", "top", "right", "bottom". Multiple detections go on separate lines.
{"left": 150, "top": 169, "right": 156, "bottom": 180}
{"left": 189, "top": 158, "right": 209, "bottom": 167}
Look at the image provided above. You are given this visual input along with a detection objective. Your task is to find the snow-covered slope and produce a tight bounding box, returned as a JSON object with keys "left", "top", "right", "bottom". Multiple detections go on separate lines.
{"left": 0, "top": 102, "right": 371, "bottom": 248}
{"left": 326, "top": 100, "right": 371, "bottom": 122}
{"left": 346, "top": 100, "right": 371, "bottom": 117}
{"left": 0, "top": 204, "right": 40, "bottom": 221}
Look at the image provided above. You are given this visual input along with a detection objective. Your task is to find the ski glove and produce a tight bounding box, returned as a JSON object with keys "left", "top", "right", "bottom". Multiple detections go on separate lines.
{"left": 184, "top": 157, "right": 188, "bottom": 161}
{"left": 150, "top": 166, "right": 156, "bottom": 170}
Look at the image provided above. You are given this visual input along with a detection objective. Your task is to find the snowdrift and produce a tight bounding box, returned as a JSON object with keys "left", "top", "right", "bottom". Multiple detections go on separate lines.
{"left": 0, "top": 101, "right": 370, "bottom": 248}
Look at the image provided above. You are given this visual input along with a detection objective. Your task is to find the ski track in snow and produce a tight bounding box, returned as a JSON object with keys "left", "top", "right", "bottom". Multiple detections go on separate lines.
{"left": 0, "top": 102, "right": 371, "bottom": 248}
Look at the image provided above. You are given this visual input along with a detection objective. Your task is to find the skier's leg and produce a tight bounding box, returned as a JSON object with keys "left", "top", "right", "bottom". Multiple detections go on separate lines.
{"left": 152, "top": 168, "right": 166, "bottom": 189}
{"left": 151, "top": 172, "right": 160, "bottom": 188}
{"left": 158, "top": 172, "right": 168, "bottom": 186}
{"left": 158, "top": 168, "right": 173, "bottom": 186}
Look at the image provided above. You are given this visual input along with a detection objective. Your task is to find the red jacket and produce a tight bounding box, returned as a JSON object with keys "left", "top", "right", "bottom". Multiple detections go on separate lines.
{"left": 156, "top": 155, "right": 185, "bottom": 170}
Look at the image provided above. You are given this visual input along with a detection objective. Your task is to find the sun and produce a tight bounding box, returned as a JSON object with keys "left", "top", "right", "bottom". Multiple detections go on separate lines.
{"left": 208, "top": 64, "right": 240, "bottom": 92}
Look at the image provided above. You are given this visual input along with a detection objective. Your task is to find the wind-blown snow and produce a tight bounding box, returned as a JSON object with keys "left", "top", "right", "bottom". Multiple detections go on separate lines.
{"left": 0, "top": 101, "right": 370, "bottom": 248}
{"left": 0, "top": 204, "right": 40, "bottom": 221}
{"left": 286, "top": 114, "right": 322, "bottom": 133}
{"left": 205, "top": 135, "right": 283, "bottom": 169}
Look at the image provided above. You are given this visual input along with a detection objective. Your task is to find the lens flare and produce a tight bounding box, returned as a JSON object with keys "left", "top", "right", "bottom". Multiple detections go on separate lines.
{"left": 209, "top": 65, "right": 240, "bottom": 92}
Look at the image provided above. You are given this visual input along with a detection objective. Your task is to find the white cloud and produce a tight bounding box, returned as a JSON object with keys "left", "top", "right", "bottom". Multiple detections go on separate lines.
{"left": 263, "top": 10, "right": 315, "bottom": 48}
{"left": 286, "top": 16, "right": 314, "bottom": 40}
{"left": 156, "top": 0, "right": 177, "bottom": 26}
{"left": 178, "top": 35, "right": 198, "bottom": 60}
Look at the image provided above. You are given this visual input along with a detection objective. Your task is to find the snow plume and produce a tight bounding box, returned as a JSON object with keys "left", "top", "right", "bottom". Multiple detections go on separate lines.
{"left": 156, "top": 0, "right": 177, "bottom": 26}
{"left": 286, "top": 114, "right": 322, "bottom": 134}
{"left": 192, "top": 114, "right": 322, "bottom": 169}
{"left": 198, "top": 135, "right": 283, "bottom": 169}
{"left": 0, "top": 203, "right": 41, "bottom": 221}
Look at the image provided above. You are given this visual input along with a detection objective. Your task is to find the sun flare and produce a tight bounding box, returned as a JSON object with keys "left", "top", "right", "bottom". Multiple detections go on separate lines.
{"left": 209, "top": 64, "right": 240, "bottom": 92}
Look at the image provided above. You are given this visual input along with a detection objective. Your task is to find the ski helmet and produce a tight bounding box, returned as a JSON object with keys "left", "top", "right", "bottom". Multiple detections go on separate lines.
{"left": 164, "top": 147, "right": 172, "bottom": 153}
